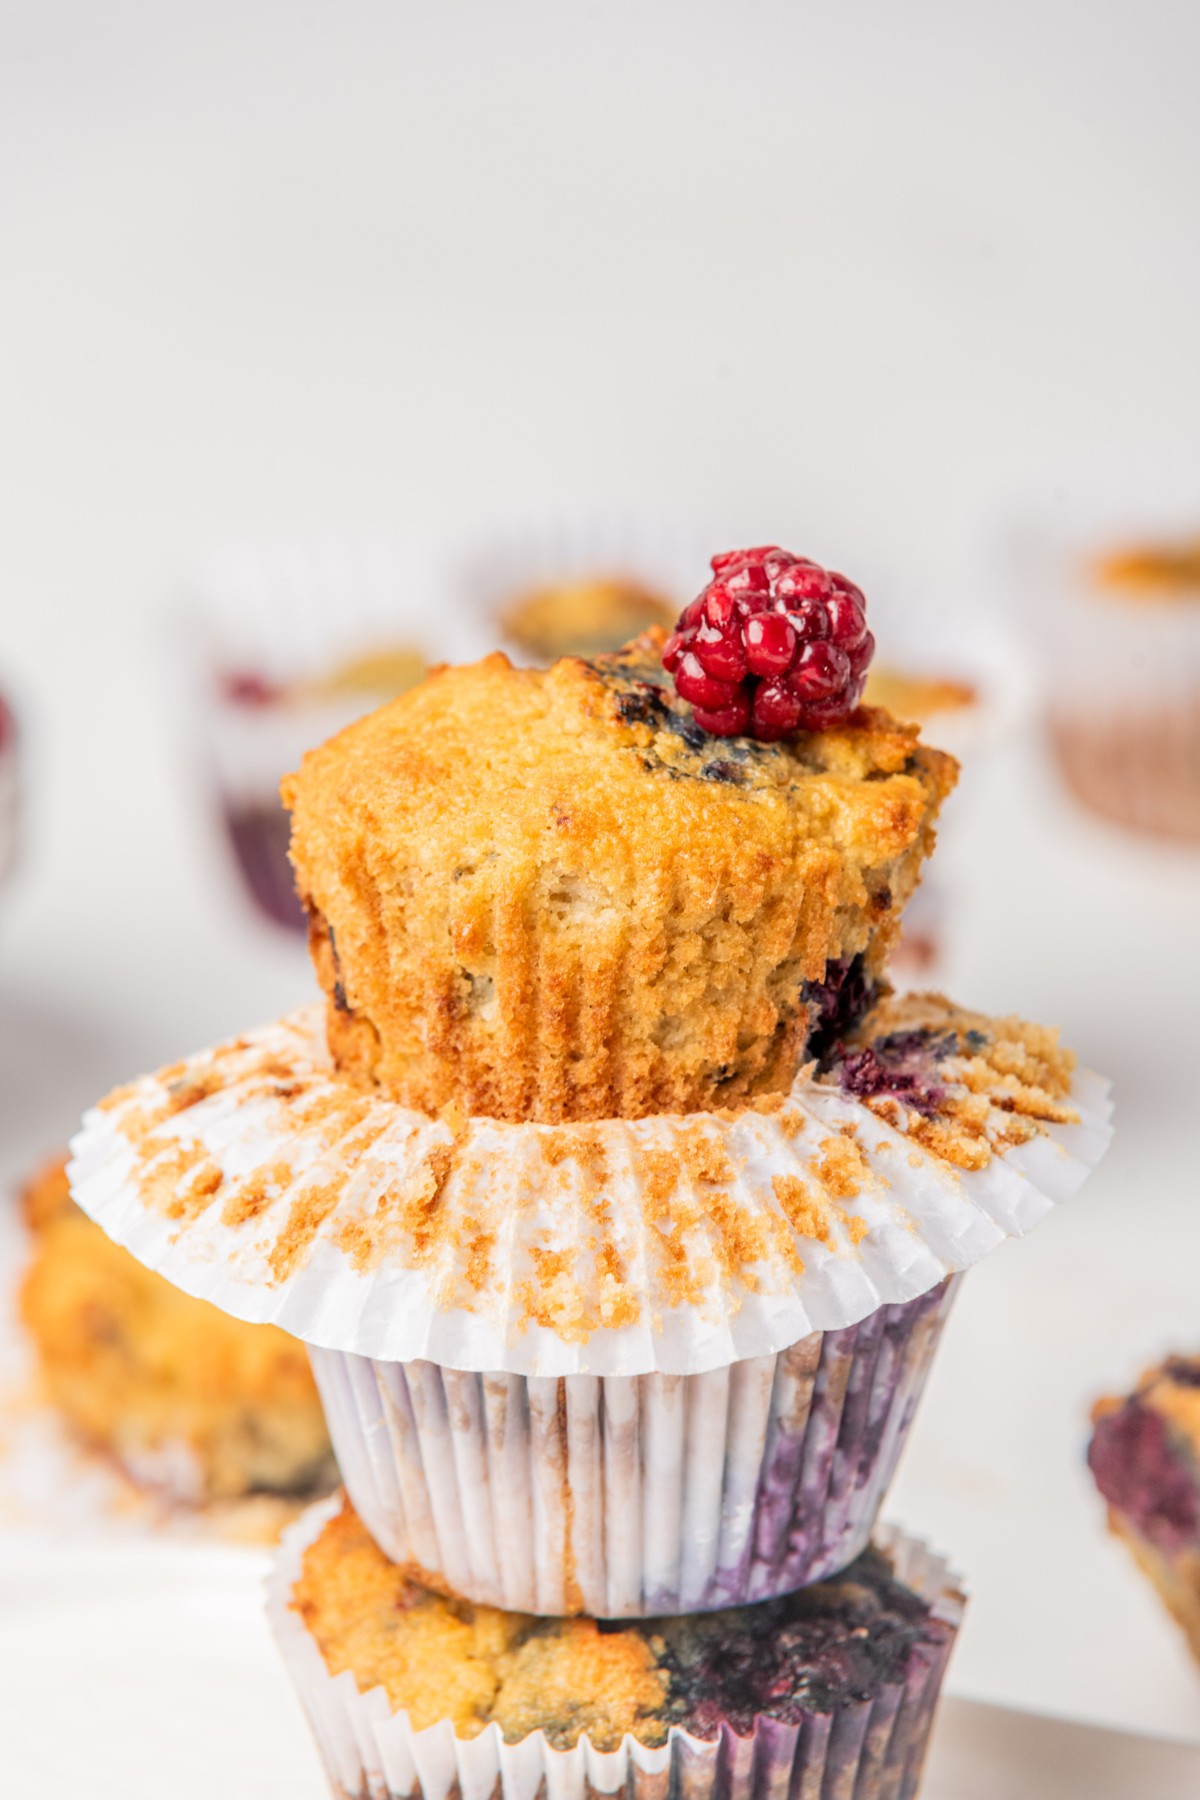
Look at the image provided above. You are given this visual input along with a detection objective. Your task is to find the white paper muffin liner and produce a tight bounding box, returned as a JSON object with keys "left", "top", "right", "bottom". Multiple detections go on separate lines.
{"left": 1009, "top": 487, "right": 1200, "bottom": 838}
{"left": 268, "top": 1494, "right": 964, "bottom": 1800}
{"left": 860, "top": 596, "right": 1034, "bottom": 979}
{"left": 308, "top": 1276, "right": 957, "bottom": 1616}
{"left": 175, "top": 535, "right": 493, "bottom": 926}
{"left": 67, "top": 1000, "right": 1112, "bottom": 1382}
{"left": 0, "top": 692, "right": 19, "bottom": 895}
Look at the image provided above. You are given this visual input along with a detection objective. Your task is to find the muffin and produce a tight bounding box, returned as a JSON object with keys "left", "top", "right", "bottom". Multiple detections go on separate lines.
{"left": 859, "top": 668, "right": 979, "bottom": 973}
{"left": 271, "top": 1490, "right": 964, "bottom": 1800}
{"left": 285, "top": 634, "right": 955, "bottom": 1123}
{"left": 69, "top": 545, "right": 1111, "bottom": 1617}
{"left": 212, "top": 645, "right": 430, "bottom": 932}
{"left": 19, "top": 1155, "right": 335, "bottom": 1504}
{"left": 498, "top": 576, "right": 678, "bottom": 662}
{"left": 1031, "top": 526, "right": 1200, "bottom": 842}
{"left": 184, "top": 536, "right": 483, "bottom": 932}
{"left": 1088, "top": 1355, "right": 1200, "bottom": 1663}
{"left": 70, "top": 963, "right": 1105, "bottom": 1613}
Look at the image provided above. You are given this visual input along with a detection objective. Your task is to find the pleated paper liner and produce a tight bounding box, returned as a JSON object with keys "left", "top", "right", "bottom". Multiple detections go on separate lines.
{"left": 1011, "top": 487, "right": 1200, "bottom": 842}
{"left": 69, "top": 992, "right": 1108, "bottom": 1614}
{"left": 267, "top": 1493, "right": 965, "bottom": 1800}
{"left": 309, "top": 1278, "right": 957, "bottom": 1616}
{"left": 67, "top": 995, "right": 1112, "bottom": 1380}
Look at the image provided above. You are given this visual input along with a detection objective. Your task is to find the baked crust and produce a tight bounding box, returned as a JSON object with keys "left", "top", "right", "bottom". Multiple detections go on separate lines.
{"left": 285, "top": 634, "right": 957, "bottom": 1123}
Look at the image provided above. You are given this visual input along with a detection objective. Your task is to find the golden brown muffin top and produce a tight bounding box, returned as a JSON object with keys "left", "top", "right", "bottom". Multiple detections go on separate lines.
{"left": 292, "top": 1495, "right": 952, "bottom": 1748}
{"left": 284, "top": 635, "right": 956, "bottom": 1123}
{"left": 1092, "top": 538, "right": 1200, "bottom": 602}
{"left": 292, "top": 1497, "right": 668, "bottom": 1748}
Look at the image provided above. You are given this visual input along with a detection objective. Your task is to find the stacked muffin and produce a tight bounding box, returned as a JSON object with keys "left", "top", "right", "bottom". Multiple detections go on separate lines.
{"left": 69, "top": 548, "right": 1112, "bottom": 1798}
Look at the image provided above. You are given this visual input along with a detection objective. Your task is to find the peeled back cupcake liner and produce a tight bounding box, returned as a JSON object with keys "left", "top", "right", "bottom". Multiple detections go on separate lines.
{"left": 308, "top": 1276, "right": 956, "bottom": 1617}
{"left": 67, "top": 993, "right": 1112, "bottom": 1382}
{"left": 268, "top": 1493, "right": 964, "bottom": 1800}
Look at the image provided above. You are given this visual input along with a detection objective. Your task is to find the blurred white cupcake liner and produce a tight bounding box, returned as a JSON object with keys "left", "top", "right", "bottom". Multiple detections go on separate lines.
{"left": 308, "top": 1277, "right": 957, "bottom": 1617}
{"left": 1007, "top": 479, "right": 1200, "bottom": 841}
{"left": 268, "top": 1493, "right": 963, "bottom": 1800}
{"left": 451, "top": 514, "right": 718, "bottom": 661}
{"left": 176, "top": 535, "right": 487, "bottom": 929}
{"left": 0, "top": 690, "right": 19, "bottom": 894}
{"left": 860, "top": 592, "right": 1034, "bottom": 981}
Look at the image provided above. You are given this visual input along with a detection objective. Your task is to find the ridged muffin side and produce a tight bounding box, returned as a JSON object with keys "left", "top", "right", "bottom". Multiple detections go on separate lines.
{"left": 284, "top": 637, "right": 956, "bottom": 1123}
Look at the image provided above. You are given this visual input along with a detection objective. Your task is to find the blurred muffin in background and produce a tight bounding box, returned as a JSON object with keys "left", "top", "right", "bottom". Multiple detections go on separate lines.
{"left": 862, "top": 666, "right": 979, "bottom": 727}
{"left": 455, "top": 517, "right": 715, "bottom": 670}
{"left": 855, "top": 618, "right": 1030, "bottom": 983}
{"left": 862, "top": 666, "right": 981, "bottom": 976}
{"left": 1014, "top": 496, "right": 1200, "bottom": 842}
{"left": 0, "top": 687, "right": 19, "bottom": 895}
{"left": 498, "top": 575, "right": 676, "bottom": 662}
{"left": 1089, "top": 1355, "right": 1200, "bottom": 1666}
{"left": 183, "top": 538, "right": 484, "bottom": 933}
{"left": 19, "top": 1155, "right": 335, "bottom": 1507}
{"left": 213, "top": 647, "right": 428, "bottom": 931}
{"left": 1043, "top": 534, "right": 1200, "bottom": 842}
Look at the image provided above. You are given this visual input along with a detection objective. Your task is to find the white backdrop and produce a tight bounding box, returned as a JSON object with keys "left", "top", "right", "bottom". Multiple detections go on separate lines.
{"left": 1, "top": 0, "right": 1200, "bottom": 1772}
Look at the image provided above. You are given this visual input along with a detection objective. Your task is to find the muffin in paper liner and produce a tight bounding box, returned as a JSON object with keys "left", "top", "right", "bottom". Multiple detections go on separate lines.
{"left": 66, "top": 991, "right": 1111, "bottom": 1380}
{"left": 308, "top": 1276, "right": 957, "bottom": 1615}
{"left": 451, "top": 515, "right": 716, "bottom": 665}
{"left": 267, "top": 1492, "right": 964, "bottom": 1800}
{"left": 1011, "top": 492, "right": 1200, "bottom": 842}
{"left": 0, "top": 686, "right": 19, "bottom": 896}
{"left": 859, "top": 607, "right": 1032, "bottom": 981}
{"left": 68, "top": 990, "right": 1107, "bottom": 1613}
{"left": 178, "top": 536, "right": 490, "bottom": 930}
{"left": 285, "top": 640, "right": 956, "bottom": 1125}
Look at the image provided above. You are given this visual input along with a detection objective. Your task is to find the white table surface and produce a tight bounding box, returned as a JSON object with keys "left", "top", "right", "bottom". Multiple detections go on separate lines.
{"left": 2, "top": 1, "right": 1200, "bottom": 1787}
